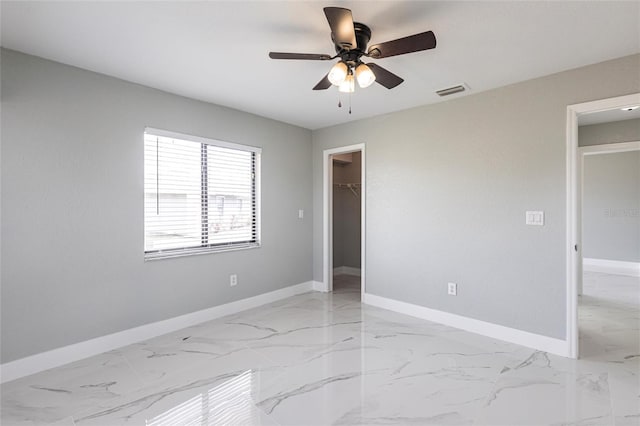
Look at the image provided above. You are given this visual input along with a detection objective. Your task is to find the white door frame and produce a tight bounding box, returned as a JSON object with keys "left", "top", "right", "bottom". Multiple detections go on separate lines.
{"left": 323, "top": 143, "right": 366, "bottom": 297}
{"left": 566, "top": 92, "right": 640, "bottom": 359}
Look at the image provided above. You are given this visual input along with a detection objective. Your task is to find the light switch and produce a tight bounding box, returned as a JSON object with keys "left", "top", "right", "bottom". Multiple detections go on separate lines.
{"left": 526, "top": 211, "right": 544, "bottom": 226}
{"left": 298, "top": 209, "right": 304, "bottom": 219}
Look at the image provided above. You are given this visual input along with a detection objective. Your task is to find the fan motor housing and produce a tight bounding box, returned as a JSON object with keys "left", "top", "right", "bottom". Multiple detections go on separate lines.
{"left": 334, "top": 22, "right": 371, "bottom": 65}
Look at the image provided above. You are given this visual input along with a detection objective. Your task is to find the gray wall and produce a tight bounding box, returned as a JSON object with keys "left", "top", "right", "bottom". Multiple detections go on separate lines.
{"left": 579, "top": 118, "right": 640, "bottom": 146}
{"left": 583, "top": 151, "right": 640, "bottom": 262}
{"left": 312, "top": 54, "right": 640, "bottom": 340}
{"left": 333, "top": 152, "right": 362, "bottom": 269}
{"left": 1, "top": 49, "right": 313, "bottom": 363}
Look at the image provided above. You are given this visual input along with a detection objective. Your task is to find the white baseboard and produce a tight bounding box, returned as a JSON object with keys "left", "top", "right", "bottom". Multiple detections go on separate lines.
{"left": 333, "top": 266, "right": 361, "bottom": 277}
{"left": 1, "top": 281, "right": 314, "bottom": 384}
{"left": 363, "top": 293, "right": 570, "bottom": 357}
{"left": 312, "top": 280, "right": 329, "bottom": 292}
{"left": 583, "top": 258, "right": 640, "bottom": 277}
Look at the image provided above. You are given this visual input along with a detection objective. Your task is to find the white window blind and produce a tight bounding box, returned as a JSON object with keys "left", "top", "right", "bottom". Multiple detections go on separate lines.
{"left": 144, "top": 128, "right": 260, "bottom": 260}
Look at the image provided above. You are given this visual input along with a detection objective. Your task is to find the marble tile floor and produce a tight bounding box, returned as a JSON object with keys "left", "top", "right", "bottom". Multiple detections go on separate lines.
{"left": 332, "top": 274, "right": 361, "bottom": 294}
{"left": 1, "top": 272, "right": 638, "bottom": 425}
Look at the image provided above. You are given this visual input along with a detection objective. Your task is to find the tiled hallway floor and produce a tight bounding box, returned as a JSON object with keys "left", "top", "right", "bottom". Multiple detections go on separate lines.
{"left": 1, "top": 272, "right": 638, "bottom": 425}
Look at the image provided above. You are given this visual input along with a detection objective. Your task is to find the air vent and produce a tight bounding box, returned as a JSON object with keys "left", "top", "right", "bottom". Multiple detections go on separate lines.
{"left": 436, "top": 84, "right": 468, "bottom": 97}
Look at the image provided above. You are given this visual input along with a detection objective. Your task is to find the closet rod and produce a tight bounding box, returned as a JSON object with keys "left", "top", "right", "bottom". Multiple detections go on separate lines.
{"left": 333, "top": 182, "right": 360, "bottom": 197}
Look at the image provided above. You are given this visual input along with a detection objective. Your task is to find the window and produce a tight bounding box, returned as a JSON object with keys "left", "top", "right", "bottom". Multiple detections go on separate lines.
{"left": 144, "top": 128, "right": 260, "bottom": 259}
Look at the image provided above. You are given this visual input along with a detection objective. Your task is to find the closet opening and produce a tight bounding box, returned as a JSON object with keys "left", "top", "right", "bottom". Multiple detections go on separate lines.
{"left": 322, "top": 144, "right": 365, "bottom": 299}
{"left": 332, "top": 151, "right": 362, "bottom": 296}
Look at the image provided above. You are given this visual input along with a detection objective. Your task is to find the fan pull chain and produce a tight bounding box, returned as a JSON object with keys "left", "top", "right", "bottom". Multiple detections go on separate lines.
{"left": 336, "top": 92, "right": 352, "bottom": 114}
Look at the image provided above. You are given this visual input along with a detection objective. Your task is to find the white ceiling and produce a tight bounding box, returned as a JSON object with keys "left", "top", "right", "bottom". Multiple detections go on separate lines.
{"left": 2, "top": 1, "right": 639, "bottom": 130}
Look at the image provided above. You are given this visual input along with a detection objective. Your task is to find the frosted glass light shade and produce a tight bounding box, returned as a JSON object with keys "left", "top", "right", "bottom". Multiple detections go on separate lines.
{"left": 328, "top": 62, "right": 348, "bottom": 86}
{"left": 338, "top": 74, "right": 355, "bottom": 93}
{"left": 356, "top": 63, "right": 376, "bottom": 88}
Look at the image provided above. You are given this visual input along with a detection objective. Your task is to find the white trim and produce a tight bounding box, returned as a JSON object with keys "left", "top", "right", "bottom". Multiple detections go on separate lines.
{"left": 567, "top": 103, "right": 580, "bottom": 359}
{"left": 323, "top": 149, "right": 332, "bottom": 293}
{"left": 581, "top": 141, "right": 640, "bottom": 155}
{"left": 583, "top": 258, "right": 640, "bottom": 277}
{"left": 566, "top": 93, "right": 640, "bottom": 360}
{"left": 312, "top": 280, "right": 329, "bottom": 292}
{"left": 0, "top": 281, "right": 314, "bottom": 383}
{"left": 323, "top": 144, "right": 366, "bottom": 299}
{"left": 144, "top": 242, "right": 261, "bottom": 261}
{"left": 333, "top": 266, "right": 362, "bottom": 276}
{"left": 364, "top": 293, "right": 570, "bottom": 357}
{"left": 144, "top": 127, "right": 262, "bottom": 153}
{"left": 569, "top": 94, "right": 640, "bottom": 116}
{"left": 361, "top": 148, "right": 367, "bottom": 299}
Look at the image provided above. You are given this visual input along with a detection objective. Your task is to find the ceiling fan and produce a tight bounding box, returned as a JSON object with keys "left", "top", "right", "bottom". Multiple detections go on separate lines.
{"left": 269, "top": 7, "right": 437, "bottom": 93}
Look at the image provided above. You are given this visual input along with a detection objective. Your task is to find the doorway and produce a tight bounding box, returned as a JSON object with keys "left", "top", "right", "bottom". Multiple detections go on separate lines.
{"left": 322, "top": 144, "right": 365, "bottom": 299}
{"left": 578, "top": 141, "right": 639, "bottom": 362}
{"left": 332, "top": 151, "right": 362, "bottom": 296}
{"left": 566, "top": 92, "right": 640, "bottom": 358}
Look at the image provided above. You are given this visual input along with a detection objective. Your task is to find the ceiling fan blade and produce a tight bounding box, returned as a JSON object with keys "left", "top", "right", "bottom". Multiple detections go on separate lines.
{"left": 312, "top": 73, "right": 332, "bottom": 90}
{"left": 367, "top": 63, "right": 404, "bottom": 89}
{"left": 323, "top": 7, "right": 357, "bottom": 49}
{"left": 367, "top": 31, "right": 436, "bottom": 59}
{"left": 269, "top": 52, "right": 333, "bottom": 60}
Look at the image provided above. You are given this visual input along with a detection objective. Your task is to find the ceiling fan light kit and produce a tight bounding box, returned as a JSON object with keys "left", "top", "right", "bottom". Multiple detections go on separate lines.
{"left": 355, "top": 63, "right": 375, "bottom": 88}
{"left": 269, "top": 6, "right": 437, "bottom": 110}
{"left": 328, "top": 61, "right": 349, "bottom": 85}
{"left": 338, "top": 73, "right": 355, "bottom": 93}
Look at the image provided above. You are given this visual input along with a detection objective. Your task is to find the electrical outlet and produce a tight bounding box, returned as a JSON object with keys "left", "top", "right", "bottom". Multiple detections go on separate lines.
{"left": 448, "top": 282, "right": 457, "bottom": 296}
{"left": 230, "top": 274, "right": 238, "bottom": 287}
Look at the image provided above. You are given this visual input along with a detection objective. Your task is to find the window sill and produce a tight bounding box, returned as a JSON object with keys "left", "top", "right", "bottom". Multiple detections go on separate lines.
{"left": 144, "top": 242, "right": 260, "bottom": 261}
